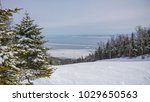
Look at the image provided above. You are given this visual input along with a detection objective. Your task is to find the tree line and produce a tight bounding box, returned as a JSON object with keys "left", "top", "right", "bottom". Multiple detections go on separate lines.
{"left": 84, "top": 26, "right": 150, "bottom": 61}
{"left": 0, "top": 8, "right": 51, "bottom": 84}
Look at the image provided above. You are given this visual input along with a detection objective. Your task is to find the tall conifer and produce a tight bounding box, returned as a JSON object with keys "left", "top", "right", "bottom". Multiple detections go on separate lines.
{"left": 0, "top": 8, "right": 20, "bottom": 84}
{"left": 14, "top": 13, "right": 51, "bottom": 84}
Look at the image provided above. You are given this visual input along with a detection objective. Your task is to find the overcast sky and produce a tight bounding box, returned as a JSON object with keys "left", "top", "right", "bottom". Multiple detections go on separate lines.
{"left": 2, "top": 0, "right": 150, "bottom": 35}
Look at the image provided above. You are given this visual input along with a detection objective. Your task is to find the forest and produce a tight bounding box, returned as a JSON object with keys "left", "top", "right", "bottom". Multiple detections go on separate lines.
{"left": 82, "top": 26, "right": 150, "bottom": 62}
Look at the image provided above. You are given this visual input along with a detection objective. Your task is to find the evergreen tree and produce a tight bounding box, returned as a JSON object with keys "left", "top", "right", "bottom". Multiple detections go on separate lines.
{"left": 123, "top": 35, "right": 130, "bottom": 57}
{"left": 129, "top": 33, "right": 138, "bottom": 57}
{"left": 106, "top": 40, "right": 112, "bottom": 59}
{"left": 145, "top": 28, "right": 150, "bottom": 54}
{"left": 14, "top": 13, "right": 51, "bottom": 84}
{"left": 94, "top": 42, "right": 103, "bottom": 60}
{"left": 110, "top": 36, "right": 116, "bottom": 58}
{"left": 0, "top": 8, "right": 20, "bottom": 84}
{"left": 136, "top": 26, "right": 147, "bottom": 57}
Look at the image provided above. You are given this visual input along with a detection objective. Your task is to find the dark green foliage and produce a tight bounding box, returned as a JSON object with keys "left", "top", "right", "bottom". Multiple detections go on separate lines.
{"left": 0, "top": 7, "right": 51, "bottom": 85}
{"left": 0, "top": 8, "right": 20, "bottom": 85}
{"left": 85, "top": 26, "right": 150, "bottom": 61}
{"left": 14, "top": 13, "right": 52, "bottom": 84}
{"left": 129, "top": 33, "right": 138, "bottom": 57}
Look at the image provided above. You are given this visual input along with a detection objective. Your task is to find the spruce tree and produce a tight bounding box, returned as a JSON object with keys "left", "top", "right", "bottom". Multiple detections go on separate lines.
{"left": 14, "top": 13, "right": 51, "bottom": 84}
{"left": 0, "top": 8, "right": 20, "bottom": 84}
{"left": 136, "top": 26, "right": 147, "bottom": 57}
{"left": 146, "top": 28, "right": 150, "bottom": 54}
{"left": 129, "top": 33, "right": 138, "bottom": 57}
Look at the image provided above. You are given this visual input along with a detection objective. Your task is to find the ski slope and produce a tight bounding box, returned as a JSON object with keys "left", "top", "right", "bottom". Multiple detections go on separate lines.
{"left": 34, "top": 56, "right": 150, "bottom": 85}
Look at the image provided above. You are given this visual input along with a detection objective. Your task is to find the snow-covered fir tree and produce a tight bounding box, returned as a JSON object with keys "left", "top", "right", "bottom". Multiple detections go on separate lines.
{"left": 14, "top": 13, "right": 51, "bottom": 84}
{"left": 0, "top": 8, "right": 20, "bottom": 84}
{"left": 129, "top": 33, "right": 138, "bottom": 57}
{"left": 146, "top": 28, "right": 150, "bottom": 53}
{"left": 135, "top": 26, "right": 146, "bottom": 56}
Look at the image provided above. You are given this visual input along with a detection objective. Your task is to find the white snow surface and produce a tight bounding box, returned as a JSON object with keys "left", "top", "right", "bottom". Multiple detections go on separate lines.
{"left": 49, "top": 49, "right": 92, "bottom": 59}
{"left": 33, "top": 55, "right": 150, "bottom": 85}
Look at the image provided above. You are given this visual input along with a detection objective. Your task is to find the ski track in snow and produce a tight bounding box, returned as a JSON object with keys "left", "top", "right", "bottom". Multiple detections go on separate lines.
{"left": 34, "top": 56, "right": 150, "bottom": 85}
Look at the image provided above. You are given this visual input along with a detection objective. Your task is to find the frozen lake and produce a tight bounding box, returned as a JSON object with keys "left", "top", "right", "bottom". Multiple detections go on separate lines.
{"left": 45, "top": 34, "right": 112, "bottom": 58}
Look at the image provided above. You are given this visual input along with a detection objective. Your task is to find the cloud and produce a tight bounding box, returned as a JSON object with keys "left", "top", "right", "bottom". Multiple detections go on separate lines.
{"left": 38, "top": 0, "right": 150, "bottom": 28}
{"left": 3, "top": 0, "right": 150, "bottom": 35}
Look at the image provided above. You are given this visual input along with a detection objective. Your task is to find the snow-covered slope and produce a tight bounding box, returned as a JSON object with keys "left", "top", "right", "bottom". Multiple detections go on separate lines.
{"left": 34, "top": 56, "right": 150, "bottom": 85}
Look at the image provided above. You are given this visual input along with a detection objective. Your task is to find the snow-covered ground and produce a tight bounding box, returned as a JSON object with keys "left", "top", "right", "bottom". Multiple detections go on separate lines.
{"left": 48, "top": 49, "right": 93, "bottom": 59}
{"left": 33, "top": 55, "right": 150, "bottom": 85}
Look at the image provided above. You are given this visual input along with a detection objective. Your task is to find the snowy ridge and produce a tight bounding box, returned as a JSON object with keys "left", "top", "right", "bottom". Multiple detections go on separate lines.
{"left": 33, "top": 55, "right": 150, "bottom": 85}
